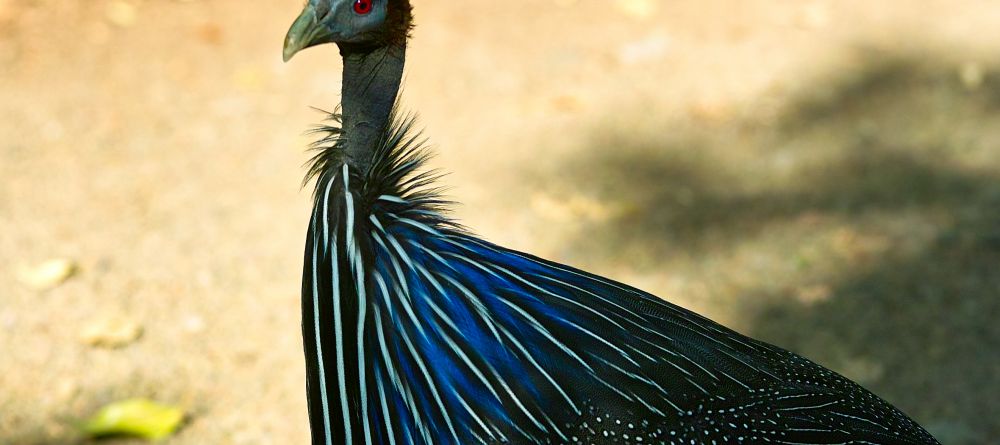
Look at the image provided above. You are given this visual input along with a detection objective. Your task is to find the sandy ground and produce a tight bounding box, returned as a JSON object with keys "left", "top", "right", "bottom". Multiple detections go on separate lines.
{"left": 2, "top": 0, "right": 999, "bottom": 443}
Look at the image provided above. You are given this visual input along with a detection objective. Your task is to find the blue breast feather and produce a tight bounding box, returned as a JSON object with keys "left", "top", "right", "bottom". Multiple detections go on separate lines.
{"left": 299, "top": 111, "right": 938, "bottom": 445}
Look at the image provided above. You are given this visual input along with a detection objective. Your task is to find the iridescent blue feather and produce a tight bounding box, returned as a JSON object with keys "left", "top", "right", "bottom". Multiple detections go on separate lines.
{"left": 300, "top": 110, "right": 939, "bottom": 445}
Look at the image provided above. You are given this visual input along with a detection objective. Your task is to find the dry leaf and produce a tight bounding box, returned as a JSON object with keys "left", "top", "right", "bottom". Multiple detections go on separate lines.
{"left": 18, "top": 259, "right": 77, "bottom": 290}
{"left": 80, "top": 316, "right": 143, "bottom": 348}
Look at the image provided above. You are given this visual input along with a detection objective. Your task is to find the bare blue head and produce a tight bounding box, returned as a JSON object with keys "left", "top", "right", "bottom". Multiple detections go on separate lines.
{"left": 283, "top": 0, "right": 414, "bottom": 173}
{"left": 284, "top": 0, "right": 413, "bottom": 61}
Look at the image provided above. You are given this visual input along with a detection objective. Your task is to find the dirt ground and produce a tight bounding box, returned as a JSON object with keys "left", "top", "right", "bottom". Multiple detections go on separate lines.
{"left": 2, "top": 0, "right": 999, "bottom": 444}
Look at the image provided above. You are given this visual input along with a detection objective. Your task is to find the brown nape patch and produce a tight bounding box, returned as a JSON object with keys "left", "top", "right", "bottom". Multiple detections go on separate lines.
{"left": 384, "top": 0, "right": 415, "bottom": 46}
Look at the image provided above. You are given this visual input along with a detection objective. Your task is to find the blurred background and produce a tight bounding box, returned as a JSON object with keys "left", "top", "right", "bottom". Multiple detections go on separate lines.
{"left": 2, "top": 0, "right": 999, "bottom": 443}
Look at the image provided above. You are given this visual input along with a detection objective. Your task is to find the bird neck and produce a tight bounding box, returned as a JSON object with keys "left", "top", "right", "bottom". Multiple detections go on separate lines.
{"left": 338, "top": 42, "right": 406, "bottom": 173}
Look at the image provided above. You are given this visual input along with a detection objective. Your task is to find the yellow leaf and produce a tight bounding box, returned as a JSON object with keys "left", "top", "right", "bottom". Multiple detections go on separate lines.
{"left": 81, "top": 399, "right": 185, "bottom": 441}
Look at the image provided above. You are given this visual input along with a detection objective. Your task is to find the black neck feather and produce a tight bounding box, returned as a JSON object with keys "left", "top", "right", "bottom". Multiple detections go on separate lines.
{"left": 337, "top": 42, "right": 406, "bottom": 174}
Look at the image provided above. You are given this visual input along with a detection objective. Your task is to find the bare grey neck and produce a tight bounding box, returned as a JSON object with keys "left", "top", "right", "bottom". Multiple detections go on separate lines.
{"left": 338, "top": 42, "right": 406, "bottom": 173}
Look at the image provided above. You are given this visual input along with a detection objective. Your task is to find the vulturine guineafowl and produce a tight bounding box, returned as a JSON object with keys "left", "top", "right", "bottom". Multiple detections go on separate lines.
{"left": 281, "top": 1, "right": 941, "bottom": 444}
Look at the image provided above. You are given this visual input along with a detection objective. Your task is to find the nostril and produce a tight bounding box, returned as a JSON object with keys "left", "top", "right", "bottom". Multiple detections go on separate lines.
{"left": 312, "top": 1, "right": 332, "bottom": 22}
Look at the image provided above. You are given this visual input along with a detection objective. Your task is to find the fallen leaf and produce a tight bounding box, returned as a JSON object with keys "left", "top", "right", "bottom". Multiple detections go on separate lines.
{"left": 18, "top": 258, "right": 77, "bottom": 290}
{"left": 81, "top": 399, "right": 185, "bottom": 440}
{"left": 80, "top": 316, "right": 143, "bottom": 348}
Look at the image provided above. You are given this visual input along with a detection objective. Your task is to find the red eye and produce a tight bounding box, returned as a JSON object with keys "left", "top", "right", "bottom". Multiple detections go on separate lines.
{"left": 353, "top": 0, "right": 373, "bottom": 15}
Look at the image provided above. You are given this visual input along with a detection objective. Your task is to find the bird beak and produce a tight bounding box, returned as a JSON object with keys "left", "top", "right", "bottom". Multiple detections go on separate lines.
{"left": 283, "top": 4, "right": 323, "bottom": 62}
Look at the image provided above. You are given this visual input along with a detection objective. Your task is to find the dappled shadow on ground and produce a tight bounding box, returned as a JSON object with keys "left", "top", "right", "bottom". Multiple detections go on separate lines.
{"left": 750, "top": 200, "right": 1000, "bottom": 444}
{"left": 534, "top": 51, "right": 1000, "bottom": 444}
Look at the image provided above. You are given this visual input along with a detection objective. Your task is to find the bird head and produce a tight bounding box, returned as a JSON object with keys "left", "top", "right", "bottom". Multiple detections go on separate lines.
{"left": 283, "top": 0, "right": 412, "bottom": 62}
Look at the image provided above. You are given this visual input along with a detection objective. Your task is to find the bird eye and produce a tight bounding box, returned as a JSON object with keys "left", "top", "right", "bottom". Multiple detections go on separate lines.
{"left": 353, "top": 0, "right": 373, "bottom": 15}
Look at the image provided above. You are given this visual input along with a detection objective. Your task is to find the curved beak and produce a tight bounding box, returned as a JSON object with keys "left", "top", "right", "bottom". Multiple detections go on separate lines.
{"left": 283, "top": 4, "right": 323, "bottom": 62}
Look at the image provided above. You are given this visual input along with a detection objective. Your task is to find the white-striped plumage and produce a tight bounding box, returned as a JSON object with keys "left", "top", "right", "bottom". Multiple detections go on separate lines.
{"left": 299, "top": 148, "right": 938, "bottom": 445}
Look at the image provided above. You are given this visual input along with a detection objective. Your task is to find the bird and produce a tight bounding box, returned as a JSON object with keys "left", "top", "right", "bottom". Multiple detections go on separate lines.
{"left": 281, "top": 1, "right": 941, "bottom": 444}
